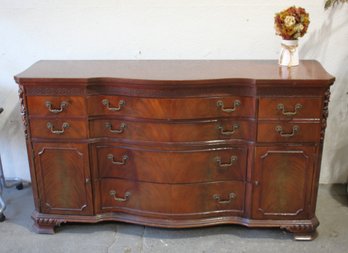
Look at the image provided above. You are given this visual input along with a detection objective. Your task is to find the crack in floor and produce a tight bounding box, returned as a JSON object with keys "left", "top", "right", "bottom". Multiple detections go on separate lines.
{"left": 106, "top": 225, "right": 118, "bottom": 253}
{"left": 139, "top": 226, "right": 146, "bottom": 253}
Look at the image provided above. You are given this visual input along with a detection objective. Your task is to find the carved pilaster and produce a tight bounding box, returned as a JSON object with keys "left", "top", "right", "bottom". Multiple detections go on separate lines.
{"left": 320, "top": 88, "right": 331, "bottom": 143}
{"left": 18, "top": 86, "right": 29, "bottom": 140}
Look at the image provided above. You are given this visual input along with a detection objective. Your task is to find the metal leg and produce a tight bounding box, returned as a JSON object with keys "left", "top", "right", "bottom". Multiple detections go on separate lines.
{"left": 0, "top": 201, "right": 5, "bottom": 222}
{"left": 0, "top": 154, "right": 6, "bottom": 221}
{"left": 0, "top": 107, "right": 5, "bottom": 221}
{"left": 0, "top": 107, "right": 26, "bottom": 221}
{"left": 2, "top": 177, "right": 24, "bottom": 190}
{"left": 0, "top": 153, "right": 25, "bottom": 222}
{"left": 0, "top": 176, "right": 5, "bottom": 221}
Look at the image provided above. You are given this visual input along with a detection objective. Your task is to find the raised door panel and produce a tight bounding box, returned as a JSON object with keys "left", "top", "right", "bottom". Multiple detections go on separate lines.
{"left": 252, "top": 146, "right": 316, "bottom": 220}
{"left": 33, "top": 143, "right": 93, "bottom": 215}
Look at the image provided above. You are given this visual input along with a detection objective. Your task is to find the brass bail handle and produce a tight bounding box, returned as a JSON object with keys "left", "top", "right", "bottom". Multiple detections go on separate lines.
{"left": 213, "top": 192, "right": 236, "bottom": 204}
{"left": 105, "top": 122, "right": 127, "bottom": 134}
{"left": 277, "top": 103, "right": 303, "bottom": 116}
{"left": 102, "top": 99, "right": 125, "bottom": 111}
{"left": 45, "top": 101, "right": 69, "bottom": 113}
{"left": 275, "top": 125, "right": 299, "bottom": 137}
{"left": 109, "top": 190, "right": 131, "bottom": 202}
{"left": 217, "top": 100, "right": 241, "bottom": 113}
{"left": 215, "top": 155, "right": 238, "bottom": 168}
{"left": 107, "top": 154, "right": 128, "bottom": 165}
{"left": 47, "top": 122, "right": 69, "bottom": 134}
{"left": 217, "top": 123, "right": 239, "bottom": 135}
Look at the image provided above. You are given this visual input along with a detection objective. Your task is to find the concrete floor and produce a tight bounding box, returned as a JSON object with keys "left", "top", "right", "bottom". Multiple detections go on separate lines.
{"left": 0, "top": 184, "right": 347, "bottom": 253}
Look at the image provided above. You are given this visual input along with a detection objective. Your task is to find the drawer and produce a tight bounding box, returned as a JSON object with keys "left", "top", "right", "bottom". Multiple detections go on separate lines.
{"left": 30, "top": 119, "right": 88, "bottom": 139}
{"left": 96, "top": 146, "right": 247, "bottom": 182}
{"left": 90, "top": 119, "right": 255, "bottom": 142}
{"left": 88, "top": 95, "right": 255, "bottom": 119}
{"left": 27, "top": 96, "right": 86, "bottom": 117}
{"left": 257, "top": 122, "right": 321, "bottom": 143}
{"left": 258, "top": 97, "right": 322, "bottom": 119}
{"left": 100, "top": 179, "right": 245, "bottom": 215}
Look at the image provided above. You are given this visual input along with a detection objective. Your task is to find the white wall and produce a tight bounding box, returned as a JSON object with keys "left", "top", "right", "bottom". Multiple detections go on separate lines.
{"left": 0, "top": 0, "right": 347, "bottom": 183}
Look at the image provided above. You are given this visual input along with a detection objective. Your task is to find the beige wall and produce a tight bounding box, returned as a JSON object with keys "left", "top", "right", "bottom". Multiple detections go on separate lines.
{"left": 0, "top": 1, "right": 347, "bottom": 183}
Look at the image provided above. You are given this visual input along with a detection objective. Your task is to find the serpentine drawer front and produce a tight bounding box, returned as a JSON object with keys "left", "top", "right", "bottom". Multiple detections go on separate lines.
{"left": 88, "top": 95, "right": 255, "bottom": 119}
{"left": 96, "top": 146, "right": 247, "bottom": 183}
{"left": 15, "top": 60, "right": 334, "bottom": 241}
{"left": 90, "top": 118, "right": 255, "bottom": 142}
{"left": 100, "top": 179, "right": 245, "bottom": 215}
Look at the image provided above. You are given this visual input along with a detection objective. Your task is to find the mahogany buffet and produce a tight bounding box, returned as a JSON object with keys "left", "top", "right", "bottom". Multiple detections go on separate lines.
{"left": 15, "top": 60, "right": 334, "bottom": 240}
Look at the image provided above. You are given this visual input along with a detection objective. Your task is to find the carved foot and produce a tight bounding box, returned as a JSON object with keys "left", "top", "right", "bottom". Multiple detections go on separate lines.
{"left": 32, "top": 217, "right": 62, "bottom": 234}
{"left": 281, "top": 218, "right": 319, "bottom": 241}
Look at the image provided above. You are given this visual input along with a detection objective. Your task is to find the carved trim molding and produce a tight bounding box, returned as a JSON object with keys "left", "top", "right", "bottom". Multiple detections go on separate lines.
{"left": 258, "top": 208, "right": 304, "bottom": 217}
{"left": 45, "top": 203, "right": 87, "bottom": 212}
{"left": 26, "top": 86, "right": 85, "bottom": 96}
{"left": 35, "top": 217, "right": 63, "bottom": 227}
{"left": 321, "top": 88, "right": 331, "bottom": 143}
{"left": 18, "top": 86, "right": 29, "bottom": 140}
{"left": 281, "top": 223, "right": 316, "bottom": 233}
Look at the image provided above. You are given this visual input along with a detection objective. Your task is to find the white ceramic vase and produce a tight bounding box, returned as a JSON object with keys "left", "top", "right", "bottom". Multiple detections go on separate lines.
{"left": 279, "top": 39, "right": 299, "bottom": 67}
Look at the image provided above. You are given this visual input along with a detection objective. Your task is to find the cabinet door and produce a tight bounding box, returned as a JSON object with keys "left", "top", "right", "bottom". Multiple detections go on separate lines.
{"left": 33, "top": 143, "right": 93, "bottom": 215}
{"left": 252, "top": 146, "right": 316, "bottom": 220}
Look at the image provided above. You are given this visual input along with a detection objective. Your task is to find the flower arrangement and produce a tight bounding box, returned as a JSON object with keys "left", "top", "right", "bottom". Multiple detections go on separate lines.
{"left": 274, "top": 6, "right": 310, "bottom": 40}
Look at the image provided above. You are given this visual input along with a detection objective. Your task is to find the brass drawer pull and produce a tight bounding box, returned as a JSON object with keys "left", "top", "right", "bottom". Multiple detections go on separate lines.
{"left": 277, "top": 103, "right": 302, "bottom": 116}
{"left": 275, "top": 125, "right": 299, "bottom": 137}
{"left": 102, "top": 99, "right": 125, "bottom": 111}
{"left": 47, "top": 122, "right": 69, "bottom": 134}
{"left": 217, "top": 100, "right": 241, "bottom": 113}
{"left": 213, "top": 192, "right": 236, "bottom": 204}
{"left": 105, "top": 122, "right": 126, "bottom": 134}
{"left": 45, "top": 101, "right": 69, "bottom": 113}
{"left": 110, "top": 190, "right": 131, "bottom": 202}
{"left": 215, "top": 155, "right": 238, "bottom": 167}
{"left": 217, "top": 123, "right": 239, "bottom": 135}
{"left": 107, "top": 154, "right": 128, "bottom": 165}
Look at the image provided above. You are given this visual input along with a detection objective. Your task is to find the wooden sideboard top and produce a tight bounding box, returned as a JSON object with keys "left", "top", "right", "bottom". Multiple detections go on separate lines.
{"left": 15, "top": 60, "right": 334, "bottom": 86}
